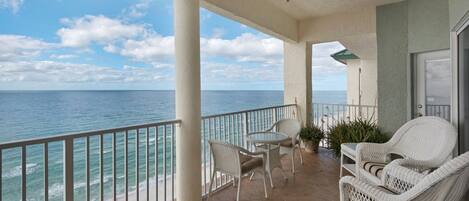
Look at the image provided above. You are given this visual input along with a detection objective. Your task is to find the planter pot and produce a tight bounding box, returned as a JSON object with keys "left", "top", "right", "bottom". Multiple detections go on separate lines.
{"left": 303, "top": 140, "right": 320, "bottom": 153}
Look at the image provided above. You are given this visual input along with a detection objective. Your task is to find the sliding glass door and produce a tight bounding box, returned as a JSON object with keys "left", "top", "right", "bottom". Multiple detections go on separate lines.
{"left": 458, "top": 24, "right": 469, "bottom": 153}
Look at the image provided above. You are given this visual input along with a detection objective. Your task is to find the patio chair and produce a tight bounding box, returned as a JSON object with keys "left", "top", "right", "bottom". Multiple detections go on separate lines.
{"left": 339, "top": 151, "right": 469, "bottom": 201}
{"left": 355, "top": 116, "right": 457, "bottom": 185}
{"left": 267, "top": 119, "right": 304, "bottom": 173}
{"left": 207, "top": 140, "right": 268, "bottom": 201}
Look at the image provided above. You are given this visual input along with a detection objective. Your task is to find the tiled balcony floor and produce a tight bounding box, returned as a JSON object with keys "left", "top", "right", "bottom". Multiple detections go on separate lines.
{"left": 208, "top": 148, "right": 341, "bottom": 201}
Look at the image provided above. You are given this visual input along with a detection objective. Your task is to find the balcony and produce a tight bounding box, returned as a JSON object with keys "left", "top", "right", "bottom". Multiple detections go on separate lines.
{"left": 0, "top": 103, "right": 374, "bottom": 201}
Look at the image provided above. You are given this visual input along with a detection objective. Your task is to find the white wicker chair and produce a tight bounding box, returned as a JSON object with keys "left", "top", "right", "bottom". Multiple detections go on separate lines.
{"left": 355, "top": 116, "right": 457, "bottom": 185}
{"left": 207, "top": 140, "right": 268, "bottom": 201}
{"left": 266, "top": 119, "right": 303, "bottom": 173}
{"left": 339, "top": 151, "right": 469, "bottom": 201}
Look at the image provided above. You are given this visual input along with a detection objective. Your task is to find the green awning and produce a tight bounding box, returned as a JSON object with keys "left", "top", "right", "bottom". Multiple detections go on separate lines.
{"left": 330, "top": 49, "right": 359, "bottom": 64}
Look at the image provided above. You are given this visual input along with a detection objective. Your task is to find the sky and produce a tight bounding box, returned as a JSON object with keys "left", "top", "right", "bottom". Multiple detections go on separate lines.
{"left": 0, "top": 0, "right": 347, "bottom": 91}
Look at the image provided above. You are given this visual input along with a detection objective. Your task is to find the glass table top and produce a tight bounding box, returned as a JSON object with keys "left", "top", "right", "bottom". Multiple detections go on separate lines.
{"left": 246, "top": 132, "right": 289, "bottom": 144}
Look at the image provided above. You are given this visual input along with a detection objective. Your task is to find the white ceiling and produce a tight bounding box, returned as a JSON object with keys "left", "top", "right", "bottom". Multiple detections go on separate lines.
{"left": 267, "top": 0, "right": 403, "bottom": 20}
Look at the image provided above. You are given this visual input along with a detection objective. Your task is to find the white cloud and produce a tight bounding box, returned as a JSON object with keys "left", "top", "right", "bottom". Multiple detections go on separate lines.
{"left": 202, "top": 62, "right": 282, "bottom": 82}
{"left": 54, "top": 15, "right": 282, "bottom": 66}
{"left": 201, "top": 33, "right": 283, "bottom": 64}
{"left": 0, "top": 0, "right": 23, "bottom": 14}
{"left": 49, "top": 54, "right": 77, "bottom": 59}
{"left": 122, "top": 0, "right": 151, "bottom": 18}
{"left": 117, "top": 35, "right": 175, "bottom": 62}
{"left": 57, "top": 15, "right": 147, "bottom": 48}
{"left": 0, "top": 60, "right": 166, "bottom": 83}
{"left": 0, "top": 35, "right": 54, "bottom": 61}
{"left": 109, "top": 32, "right": 283, "bottom": 66}
{"left": 312, "top": 41, "right": 346, "bottom": 75}
{"left": 211, "top": 28, "right": 225, "bottom": 38}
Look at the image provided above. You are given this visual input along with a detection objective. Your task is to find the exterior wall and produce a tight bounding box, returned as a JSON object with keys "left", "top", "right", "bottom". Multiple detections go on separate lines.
{"left": 347, "top": 59, "right": 378, "bottom": 106}
{"left": 377, "top": 2, "right": 410, "bottom": 134}
{"left": 347, "top": 60, "right": 361, "bottom": 105}
{"left": 377, "top": 0, "right": 450, "bottom": 133}
{"left": 449, "top": 0, "right": 469, "bottom": 30}
{"left": 408, "top": 0, "right": 450, "bottom": 53}
{"left": 299, "top": 6, "right": 376, "bottom": 43}
{"left": 284, "top": 42, "right": 312, "bottom": 127}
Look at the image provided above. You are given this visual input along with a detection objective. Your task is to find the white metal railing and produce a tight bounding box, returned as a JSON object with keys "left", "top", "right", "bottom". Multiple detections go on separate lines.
{"left": 0, "top": 119, "right": 180, "bottom": 201}
{"left": 200, "top": 104, "right": 297, "bottom": 196}
{"left": 426, "top": 104, "right": 451, "bottom": 121}
{"left": 312, "top": 103, "right": 377, "bottom": 149}
{"left": 0, "top": 104, "right": 298, "bottom": 201}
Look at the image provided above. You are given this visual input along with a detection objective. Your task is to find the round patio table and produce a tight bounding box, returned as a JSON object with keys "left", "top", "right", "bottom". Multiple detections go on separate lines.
{"left": 246, "top": 131, "right": 289, "bottom": 188}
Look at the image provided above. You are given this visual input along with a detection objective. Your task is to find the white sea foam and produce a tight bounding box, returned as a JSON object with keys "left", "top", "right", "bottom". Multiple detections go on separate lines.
{"left": 3, "top": 163, "right": 39, "bottom": 179}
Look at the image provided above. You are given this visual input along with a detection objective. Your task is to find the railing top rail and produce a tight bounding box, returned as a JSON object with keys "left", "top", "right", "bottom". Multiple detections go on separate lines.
{"left": 202, "top": 104, "right": 296, "bottom": 119}
{"left": 426, "top": 104, "right": 451, "bottom": 107}
{"left": 313, "top": 103, "right": 377, "bottom": 108}
{"left": 1, "top": 104, "right": 297, "bottom": 149}
{"left": 0, "top": 119, "right": 181, "bottom": 149}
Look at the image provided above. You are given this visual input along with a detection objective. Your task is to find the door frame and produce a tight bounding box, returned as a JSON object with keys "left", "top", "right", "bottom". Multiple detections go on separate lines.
{"left": 412, "top": 50, "right": 451, "bottom": 118}
{"left": 451, "top": 12, "right": 469, "bottom": 154}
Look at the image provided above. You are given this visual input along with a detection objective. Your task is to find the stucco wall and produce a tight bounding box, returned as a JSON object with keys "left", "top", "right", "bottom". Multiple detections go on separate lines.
{"left": 377, "top": 0, "right": 451, "bottom": 133}
{"left": 284, "top": 42, "right": 312, "bottom": 126}
{"left": 449, "top": 0, "right": 469, "bottom": 30}
{"left": 347, "top": 59, "right": 378, "bottom": 106}
{"left": 408, "top": 0, "right": 450, "bottom": 53}
{"left": 377, "top": 2, "right": 409, "bottom": 134}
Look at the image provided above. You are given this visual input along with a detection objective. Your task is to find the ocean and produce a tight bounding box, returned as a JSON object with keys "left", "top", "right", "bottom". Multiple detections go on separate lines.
{"left": 0, "top": 90, "right": 345, "bottom": 201}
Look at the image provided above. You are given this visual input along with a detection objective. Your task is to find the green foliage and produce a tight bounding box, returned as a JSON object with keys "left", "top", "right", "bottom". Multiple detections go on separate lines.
{"left": 329, "top": 118, "right": 389, "bottom": 157}
{"left": 299, "top": 125, "right": 325, "bottom": 143}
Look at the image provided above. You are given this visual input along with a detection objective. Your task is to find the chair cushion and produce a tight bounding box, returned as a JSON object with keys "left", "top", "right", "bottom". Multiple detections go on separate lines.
{"left": 241, "top": 156, "right": 263, "bottom": 174}
{"left": 361, "top": 161, "right": 387, "bottom": 179}
{"left": 279, "top": 138, "right": 299, "bottom": 147}
{"left": 239, "top": 153, "right": 251, "bottom": 164}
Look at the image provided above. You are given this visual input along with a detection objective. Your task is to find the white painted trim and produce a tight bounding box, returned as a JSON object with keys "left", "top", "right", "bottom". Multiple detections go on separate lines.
{"left": 450, "top": 15, "right": 469, "bottom": 155}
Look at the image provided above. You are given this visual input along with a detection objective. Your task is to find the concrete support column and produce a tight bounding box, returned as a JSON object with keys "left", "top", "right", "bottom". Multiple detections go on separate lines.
{"left": 284, "top": 41, "right": 312, "bottom": 127}
{"left": 174, "top": 0, "right": 201, "bottom": 201}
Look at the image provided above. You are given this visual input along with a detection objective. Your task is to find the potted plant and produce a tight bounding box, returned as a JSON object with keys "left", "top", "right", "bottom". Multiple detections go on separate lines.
{"left": 329, "top": 118, "right": 389, "bottom": 157}
{"left": 299, "top": 125, "right": 325, "bottom": 153}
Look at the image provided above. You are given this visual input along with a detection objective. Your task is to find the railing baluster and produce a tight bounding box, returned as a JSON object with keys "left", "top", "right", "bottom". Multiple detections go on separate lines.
{"left": 208, "top": 118, "right": 213, "bottom": 190}
{"left": 171, "top": 123, "right": 175, "bottom": 201}
{"left": 125, "top": 130, "right": 129, "bottom": 201}
{"left": 215, "top": 118, "right": 219, "bottom": 188}
{"left": 44, "top": 143, "right": 48, "bottom": 201}
{"left": 146, "top": 127, "right": 150, "bottom": 201}
{"left": 202, "top": 119, "right": 206, "bottom": 194}
{"left": 86, "top": 136, "right": 90, "bottom": 201}
{"left": 136, "top": 129, "right": 140, "bottom": 201}
{"left": 113, "top": 133, "right": 117, "bottom": 201}
{"left": 100, "top": 134, "right": 104, "bottom": 201}
{"left": 244, "top": 112, "right": 249, "bottom": 135}
{"left": 222, "top": 116, "right": 226, "bottom": 184}
{"left": 163, "top": 125, "right": 167, "bottom": 201}
{"left": 64, "top": 138, "right": 74, "bottom": 201}
{"left": 155, "top": 126, "right": 159, "bottom": 201}
{"left": 0, "top": 149, "right": 2, "bottom": 201}
{"left": 22, "top": 145, "right": 26, "bottom": 201}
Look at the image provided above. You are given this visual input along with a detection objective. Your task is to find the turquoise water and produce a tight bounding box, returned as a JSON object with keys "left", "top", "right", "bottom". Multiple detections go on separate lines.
{"left": 0, "top": 90, "right": 345, "bottom": 201}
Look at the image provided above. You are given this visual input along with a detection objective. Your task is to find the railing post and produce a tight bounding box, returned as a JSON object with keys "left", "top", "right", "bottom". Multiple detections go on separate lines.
{"left": 64, "top": 138, "right": 74, "bottom": 201}
{"left": 243, "top": 112, "right": 249, "bottom": 149}
{"left": 272, "top": 107, "right": 277, "bottom": 125}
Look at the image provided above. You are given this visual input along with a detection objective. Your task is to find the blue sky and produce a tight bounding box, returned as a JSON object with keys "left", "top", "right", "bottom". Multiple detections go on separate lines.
{"left": 0, "top": 0, "right": 346, "bottom": 90}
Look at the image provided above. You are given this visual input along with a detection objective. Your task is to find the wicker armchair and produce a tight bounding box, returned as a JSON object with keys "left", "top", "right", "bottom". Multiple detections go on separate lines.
{"left": 339, "top": 151, "right": 469, "bottom": 201}
{"left": 207, "top": 140, "right": 268, "bottom": 201}
{"left": 355, "top": 116, "right": 457, "bottom": 185}
{"left": 266, "top": 119, "right": 303, "bottom": 173}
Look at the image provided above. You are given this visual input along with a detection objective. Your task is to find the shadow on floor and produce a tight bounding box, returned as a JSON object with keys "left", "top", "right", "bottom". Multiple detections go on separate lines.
{"left": 207, "top": 148, "right": 341, "bottom": 201}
